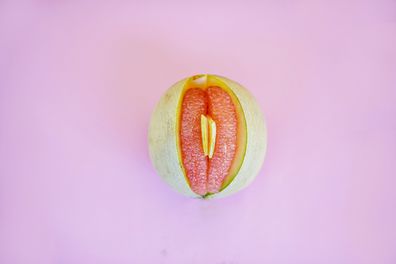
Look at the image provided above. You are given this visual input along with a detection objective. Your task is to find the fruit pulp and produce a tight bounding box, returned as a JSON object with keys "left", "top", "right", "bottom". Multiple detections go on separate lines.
{"left": 178, "top": 75, "right": 247, "bottom": 196}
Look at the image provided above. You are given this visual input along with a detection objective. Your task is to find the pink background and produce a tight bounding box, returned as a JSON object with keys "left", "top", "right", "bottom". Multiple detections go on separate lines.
{"left": 1, "top": 1, "right": 395, "bottom": 263}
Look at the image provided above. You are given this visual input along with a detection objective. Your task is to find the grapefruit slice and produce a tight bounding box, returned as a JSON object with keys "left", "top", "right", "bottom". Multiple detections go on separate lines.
{"left": 178, "top": 75, "right": 247, "bottom": 196}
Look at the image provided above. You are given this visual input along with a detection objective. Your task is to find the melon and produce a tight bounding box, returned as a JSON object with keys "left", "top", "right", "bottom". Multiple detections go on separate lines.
{"left": 148, "top": 74, "right": 267, "bottom": 199}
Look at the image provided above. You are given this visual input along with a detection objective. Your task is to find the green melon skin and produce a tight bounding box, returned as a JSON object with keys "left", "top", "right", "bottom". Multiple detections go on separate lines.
{"left": 148, "top": 74, "right": 267, "bottom": 199}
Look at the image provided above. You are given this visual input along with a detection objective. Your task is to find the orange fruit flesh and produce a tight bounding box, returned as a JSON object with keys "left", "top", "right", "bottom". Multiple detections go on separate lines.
{"left": 179, "top": 86, "right": 240, "bottom": 196}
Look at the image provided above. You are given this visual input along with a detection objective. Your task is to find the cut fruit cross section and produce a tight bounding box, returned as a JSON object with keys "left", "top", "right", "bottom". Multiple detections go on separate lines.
{"left": 178, "top": 76, "right": 247, "bottom": 196}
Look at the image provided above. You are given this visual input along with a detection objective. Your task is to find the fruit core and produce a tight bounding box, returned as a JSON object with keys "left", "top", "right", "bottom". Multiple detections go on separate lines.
{"left": 177, "top": 75, "right": 247, "bottom": 196}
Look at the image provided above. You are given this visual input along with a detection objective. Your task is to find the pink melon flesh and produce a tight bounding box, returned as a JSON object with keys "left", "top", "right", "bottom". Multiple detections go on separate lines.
{"left": 179, "top": 86, "right": 238, "bottom": 196}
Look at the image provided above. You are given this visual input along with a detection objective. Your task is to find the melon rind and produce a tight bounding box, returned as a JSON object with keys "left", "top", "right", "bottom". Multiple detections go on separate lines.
{"left": 148, "top": 75, "right": 267, "bottom": 199}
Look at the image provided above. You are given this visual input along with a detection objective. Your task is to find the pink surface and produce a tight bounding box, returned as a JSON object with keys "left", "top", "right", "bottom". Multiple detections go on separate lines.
{"left": 1, "top": 1, "right": 396, "bottom": 263}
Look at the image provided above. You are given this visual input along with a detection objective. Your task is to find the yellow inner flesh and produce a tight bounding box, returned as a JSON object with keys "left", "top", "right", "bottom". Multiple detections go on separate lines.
{"left": 200, "top": 114, "right": 217, "bottom": 159}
